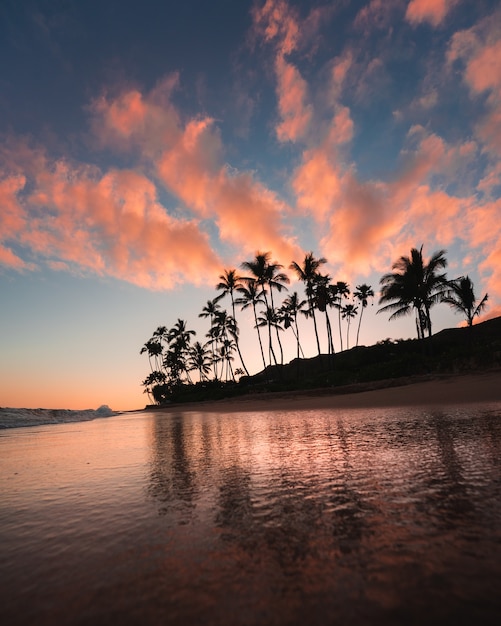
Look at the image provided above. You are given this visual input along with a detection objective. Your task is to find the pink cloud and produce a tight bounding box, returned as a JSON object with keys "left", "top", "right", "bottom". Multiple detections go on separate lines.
{"left": 0, "top": 175, "right": 34, "bottom": 270}
{"left": 275, "top": 56, "right": 312, "bottom": 142}
{"left": 89, "top": 75, "right": 181, "bottom": 155}
{"left": 406, "top": 0, "right": 458, "bottom": 27}
{"left": 0, "top": 144, "right": 222, "bottom": 288}
{"left": 92, "top": 83, "right": 302, "bottom": 264}
{"left": 252, "top": 0, "right": 300, "bottom": 57}
{"left": 447, "top": 12, "right": 501, "bottom": 156}
{"left": 291, "top": 121, "right": 496, "bottom": 288}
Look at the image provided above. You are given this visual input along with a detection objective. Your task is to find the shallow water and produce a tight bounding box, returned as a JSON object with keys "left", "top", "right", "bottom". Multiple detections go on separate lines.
{"left": 1, "top": 404, "right": 501, "bottom": 625}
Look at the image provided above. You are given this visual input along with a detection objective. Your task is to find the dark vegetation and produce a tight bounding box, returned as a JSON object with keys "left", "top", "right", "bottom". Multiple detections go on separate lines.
{"left": 148, "top": 315, "right": 501, "bottom": 406}
{"left": 141, "top": 246, "right": 493, "bottom": 407}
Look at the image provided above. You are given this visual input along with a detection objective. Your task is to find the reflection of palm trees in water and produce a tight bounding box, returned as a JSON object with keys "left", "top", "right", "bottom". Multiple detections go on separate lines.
{"left": 421, "top": 412, "right": 474, "bottom": 528}
{"left": 328, "top": 418, "right": 370, "bottom": 552}
{"left": 148, "top": 414, "right": 197, "bottom": 518}
{"left": 215, "top": 416, "right": 372, "bottom": 567}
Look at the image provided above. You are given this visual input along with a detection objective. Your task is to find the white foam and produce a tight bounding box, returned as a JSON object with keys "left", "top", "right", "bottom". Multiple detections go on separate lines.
{"left": 0, "top": 405, "right": 116, "bottom": 429}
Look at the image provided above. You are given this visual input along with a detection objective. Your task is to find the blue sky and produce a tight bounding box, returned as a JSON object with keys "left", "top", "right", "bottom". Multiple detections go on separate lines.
{"left": 1, "top": 0, "right": 500, "bottom": 410}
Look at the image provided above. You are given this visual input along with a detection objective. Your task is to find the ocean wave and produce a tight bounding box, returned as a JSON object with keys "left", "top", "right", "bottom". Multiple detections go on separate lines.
{"left": 0, "top": 405, "right": 117, "bottom": 429}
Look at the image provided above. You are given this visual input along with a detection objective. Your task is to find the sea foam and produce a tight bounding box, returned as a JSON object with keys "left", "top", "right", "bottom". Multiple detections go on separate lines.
{"left": 0, "top": 405, "right": 116, "bottom": 429}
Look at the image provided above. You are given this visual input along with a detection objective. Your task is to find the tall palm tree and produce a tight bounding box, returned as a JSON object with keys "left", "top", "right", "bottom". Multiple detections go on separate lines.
{"left": 290, "top": 252, "right": 327, "bottom": 355}
{"left": 353, "top": 284, "right": 374, "bottom": 347}
{"left": 241, "top": 251, "right": 271, "bottom": 303}
{"left": 264, "top": 259, "right": 289, "bottom": 364}
{"left": 341, "top": 304, "right": 358, "bottom": 350}
{"left": 199, "top": 299, "right": 222, "bottom": 379}
{"left": 280, "top": 291, "right": 307, "bottom": 359}
{"left": 255, "top": 306, "right": 281, "bottom": 366}
{"left": 165, "top": 319, "right": 196, "bottom": 384}
{"left": 188, "top": 341, "right": 212, "bottom": 382}
{"left": 235, "top": 280, "right": 267, "bottom": 370}
{"left": 442, "top": 276, "right": 488, "bottom": 327}
{"left": 378, "top": 246, "right": 448, "bottom": 339}
{"left": 312, "top": 273, "right": 335, "bottom": 355}
{"left": 215, "top": 269, "right": 250, "bottom": 376}
{"left": 333, "top": 281, "right": 350, "bottom": 351}
{"left": 140, "top": 338, "right": 164, "bottom": 372}
{"left": 218, "top": 338, "right": 236, "bottom": 382}
{"left": 241, "top": 252, "right": 286, "bottom": 364}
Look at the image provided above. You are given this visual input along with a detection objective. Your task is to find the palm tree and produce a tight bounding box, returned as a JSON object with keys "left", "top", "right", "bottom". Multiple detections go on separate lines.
{"left": 188, "top": 341, "right": 212, "bottom": 382}
{"left": 378, "top": 246, "right": 448, "bottom": 339}
{"left": 255, "top": 306, "right": 281, "bottom": 366}
{"left": 442, "top": 276, "right": 488, "bottom": 327}
{"left": 199, "top": 299, "right": 222, "bottom": 379}
{"left": 218, "top": 338, "right": 236, "bottom": 382}
{"left": 280, "top": 291, "right": 307, "bottom": 358}
{"left": 235, "top": 280, "right": 267, "bottom": 370}
{"left": 241, "top": 251, "right": 271, "bottom": 303}
{"left": 264, "top": 259, "right": 289, "bottom": 364}
{"left": 166, "top": 319, "right": 196, "bottom": 384}
{"left": 215, "top": 269, "right": 250, "bottom": 376}
{"left": 241, "top": 252, "right": 287, "bottom": 364}
{"left": 333, "top": 281, "right": 350, "bottom": 351}
{"left": 140, "top": 338, "right": 164, "bottom": 372}
{"left": 353, "top": 284, "right": 374, "bottom": 347}
{"left": 312, "top": 273, "right": 335, "bottom": 355}
{"left": 290, "top": 252, "right": 327, "bottom": 355}
{"left": 341, "top": 304, "right": 358, "bottom": 350}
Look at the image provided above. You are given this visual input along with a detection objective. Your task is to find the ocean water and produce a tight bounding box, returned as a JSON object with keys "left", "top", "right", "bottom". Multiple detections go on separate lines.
{"left": 0, "top": 405, "right": 116, "bottom": 429}
{"left": 1, "top": 403, "right": 501, "bottom": 625}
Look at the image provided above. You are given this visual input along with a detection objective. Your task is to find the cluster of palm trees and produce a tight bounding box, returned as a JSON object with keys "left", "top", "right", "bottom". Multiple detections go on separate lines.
{"left": 141, "top": 246, "right": 488, "bottom": 403}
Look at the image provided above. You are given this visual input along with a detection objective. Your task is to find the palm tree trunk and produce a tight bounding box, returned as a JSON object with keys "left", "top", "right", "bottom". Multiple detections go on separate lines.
{"left": 338, "top": 304, "right": 344, "bottom": 351}
{"left": 293, "top": 317, "right": 304, "bottom": 358}
{"left": 307, "top": 287, "right": 321, "bottom": 355}
{"left": 230, "top": 296, "right": 250, "bottom": 376}
{"left": 253, "top": 302, "right": 267, "bottom": 369}
{"left": 356, "top": 307, "right": 364, "bottom": 347}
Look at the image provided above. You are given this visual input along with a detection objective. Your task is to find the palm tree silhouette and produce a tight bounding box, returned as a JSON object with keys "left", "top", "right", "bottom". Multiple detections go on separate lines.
{"left": 312, "top": 273, "right": 335, "bottom": 355}
{"left": 235, "top": 280, "right": 267, "bottom": 370}
{"left": 215, "top": 269, "right": 250, "bottom": 376}
{"left": 442, "top": 276, "right": 488, "bottom": 327}
{"left": 199, "top": 299, "right": 222, "bottom": 379}
{"left": 264, "top": 260, "right": 289, "bottom": 364}
{"left": 341, "top": 304, "right": 358, "bottom": 349}
{"left": 290, "top": 252, "right": 327, "bottom": 355}
{"left": 241, "top": 252, "right": 288, "bottom": 364}
{"left": 333, "top": 281, "right": 350, "bottom": 351}
{"left": 378, "top": 246, "right": 448, "bottom": 339}
{"left": 188, "top": 341, "right": 212, "bottom": 382}
{"left": 280, "top": 291, "right": 307, "bottom": 359}
{"left": 353, "top": 284, "right": 374, "bottom": 347}
{"left": 255, "top": 305, "right": 282, "bottom": 367}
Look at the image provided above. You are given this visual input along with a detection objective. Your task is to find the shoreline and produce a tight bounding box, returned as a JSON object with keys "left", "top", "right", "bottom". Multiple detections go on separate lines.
{"left": 147, "top": 368, "right": 501, "bottom": 413}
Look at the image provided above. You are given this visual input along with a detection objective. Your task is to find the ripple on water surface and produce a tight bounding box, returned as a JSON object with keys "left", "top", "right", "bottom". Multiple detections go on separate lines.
{"left": 1, "top": 405, "right": 501, "bottom": 625}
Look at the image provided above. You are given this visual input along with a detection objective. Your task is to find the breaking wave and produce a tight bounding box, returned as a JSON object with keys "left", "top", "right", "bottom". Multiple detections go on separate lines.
{"left": 0, "top": 405, "right": 117, "bottom": 429}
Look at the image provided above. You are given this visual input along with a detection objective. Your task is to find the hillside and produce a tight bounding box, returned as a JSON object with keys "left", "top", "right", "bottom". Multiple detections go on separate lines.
{"left": 151, "top": 316, "right": 501, "bottom": 406}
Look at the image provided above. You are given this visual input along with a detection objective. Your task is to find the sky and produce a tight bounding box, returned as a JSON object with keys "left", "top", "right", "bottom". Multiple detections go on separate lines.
{"left": 1, "top": 0, "right": 500, "bottom": 411}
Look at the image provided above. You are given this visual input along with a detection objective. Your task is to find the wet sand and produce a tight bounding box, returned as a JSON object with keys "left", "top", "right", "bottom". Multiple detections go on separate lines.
{"left": 155, "top": 368, "right": 501, "bottom": 413}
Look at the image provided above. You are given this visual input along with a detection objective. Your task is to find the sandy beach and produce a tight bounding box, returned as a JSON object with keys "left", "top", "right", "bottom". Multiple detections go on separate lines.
{"left": 154, "top": 368, "right": 501, "bottom": 413}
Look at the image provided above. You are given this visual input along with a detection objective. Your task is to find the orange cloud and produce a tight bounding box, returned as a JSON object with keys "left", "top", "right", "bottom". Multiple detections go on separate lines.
{"left": 90, "top": 75, "right": 181, "bottom": 155}
{"left": 252, "top": 0, "right": 300, "bottom": 57}
{"left": 92, "top": 83, "right": 301, "bottom": 264}
{"left": 447, "top": 12, "right": 501, "bottom": 156}
{"left": 406, "top": 0, "right": 458, "bottom": 27}
{"left": 0, "top": 145, "right": 222, "bottom": 288}
{"left": 275, "top": 56, "right": 312, "bottom": 142}
{"left": 0, "top": 175, "right": 33, "bottom": 270}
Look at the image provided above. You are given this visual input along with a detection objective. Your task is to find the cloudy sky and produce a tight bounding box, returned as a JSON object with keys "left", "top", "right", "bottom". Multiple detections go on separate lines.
{"left": 1, "top": 0, "right": 500, "bottom": 410}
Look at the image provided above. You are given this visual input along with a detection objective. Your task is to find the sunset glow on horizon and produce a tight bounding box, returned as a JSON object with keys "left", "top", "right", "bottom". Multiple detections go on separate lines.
{"left": 1, "top": 0, "right": 500, "bottom": 411}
